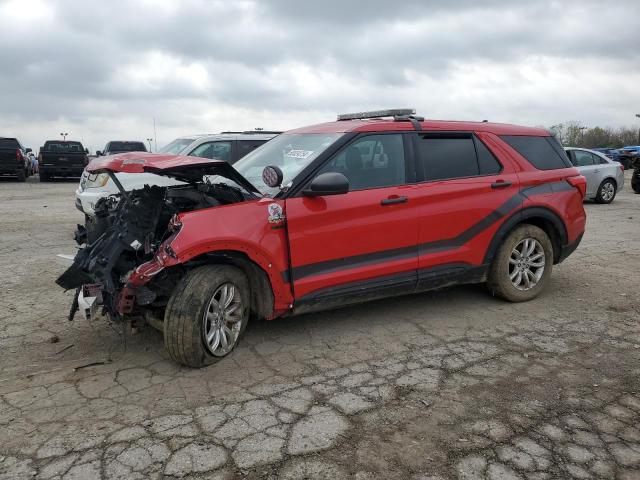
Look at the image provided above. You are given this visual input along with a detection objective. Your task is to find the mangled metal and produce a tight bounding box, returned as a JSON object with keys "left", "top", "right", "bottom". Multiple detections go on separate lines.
{"left": 57, "top": 154, "right": 259, "bottom": 321}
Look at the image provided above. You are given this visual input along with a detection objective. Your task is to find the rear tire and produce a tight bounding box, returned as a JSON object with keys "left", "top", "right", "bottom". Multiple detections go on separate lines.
{"left": 16, "top": 169, "right": 26, "bottom": 182}
{"left": 488, "top": 224, "right": 553, "bottom": 302}
{"left": 594, "top": 179, "right": 616, "bottom": 204}
{"left": 164, "top": 265, "right": 250, "bottom": 368}
{"left": 39, "top": 171, "right": 50, "bottom": 182}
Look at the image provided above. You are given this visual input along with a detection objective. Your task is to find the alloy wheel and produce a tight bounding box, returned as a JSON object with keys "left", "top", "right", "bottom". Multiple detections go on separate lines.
{"left": 509, "top": 238, "right": 545, "bottom": 291}
{"left": 600, "top": 182, "right": 615, "bottom": 202}
{"left": 202, "top": 282, "right": 244, "bottom": 356}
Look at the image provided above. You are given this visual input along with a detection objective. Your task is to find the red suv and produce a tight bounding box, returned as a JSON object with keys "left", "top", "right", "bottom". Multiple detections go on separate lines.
{"left": 58, "top": 109, "right": 587, "bottom": 367}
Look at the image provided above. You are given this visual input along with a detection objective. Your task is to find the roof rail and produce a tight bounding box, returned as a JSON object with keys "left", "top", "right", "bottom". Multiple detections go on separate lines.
{"left": 219, "top": 131, "right": 283, "bottom": 135}
{"left": 241, "top": 130, "right": 283, "bottom": 135}
{"left": 337, "top": 108, "right": 417, "bottom": 121}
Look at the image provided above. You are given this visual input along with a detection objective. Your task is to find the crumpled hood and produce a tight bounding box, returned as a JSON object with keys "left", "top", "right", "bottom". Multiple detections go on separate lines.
{"left": 86, "top": 152, "right": 260, "bottom": 195}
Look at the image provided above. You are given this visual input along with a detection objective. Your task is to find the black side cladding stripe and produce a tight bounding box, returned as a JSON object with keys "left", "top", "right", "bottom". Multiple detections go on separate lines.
{"left": 282, "top": 180, "right": 571, "bottom": 283}
{"left": 288, "top": 243, "right": 417, "bottom": 283}
{"left": 418, "top": 193, "right": 522, "bottom": 255}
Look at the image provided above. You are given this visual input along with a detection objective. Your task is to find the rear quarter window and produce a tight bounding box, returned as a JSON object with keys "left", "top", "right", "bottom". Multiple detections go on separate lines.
{"left": 500, "top": 135, "right": 572, "bottom": 170}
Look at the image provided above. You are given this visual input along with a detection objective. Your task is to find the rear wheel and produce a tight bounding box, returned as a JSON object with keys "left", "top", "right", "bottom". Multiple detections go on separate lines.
{"left": 16, "top": 169, "right": 26, "bottom": 182}
{"left": 488, "top": 224, "right": 553, "bottom": 302}
{"left": 164, "top": 265, "right": 250, "bottom": 367}
{"left": 594, "top": 179, "right": 616, "bottom": 204}
{"left": 39, "top": 171, "right": 50, "bottom": 182}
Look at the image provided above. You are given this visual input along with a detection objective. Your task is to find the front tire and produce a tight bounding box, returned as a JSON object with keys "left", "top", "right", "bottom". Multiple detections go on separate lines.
{"left": 594, "top": 179, "right": 616, "bottom": 204}
{"left": 164, "top": 265, "right": 250, "bottom": 368}
{"left": 488, "top": 224, "right": 553, "bottom": 302}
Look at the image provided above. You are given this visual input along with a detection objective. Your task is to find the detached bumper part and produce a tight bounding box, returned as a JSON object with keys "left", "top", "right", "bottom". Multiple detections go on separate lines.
{"left": 78, "top": 284, "right": 103, "bottom": 320}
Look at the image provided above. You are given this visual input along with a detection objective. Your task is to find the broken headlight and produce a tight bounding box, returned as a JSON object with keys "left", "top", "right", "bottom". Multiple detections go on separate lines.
{"left": 85, "top": 173, "right": 110, "bottom": 188}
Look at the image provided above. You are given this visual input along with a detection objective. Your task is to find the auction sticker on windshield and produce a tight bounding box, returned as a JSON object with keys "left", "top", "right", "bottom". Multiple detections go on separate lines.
{"left": 285, "top": 150, "right": 313, "bottom": 159}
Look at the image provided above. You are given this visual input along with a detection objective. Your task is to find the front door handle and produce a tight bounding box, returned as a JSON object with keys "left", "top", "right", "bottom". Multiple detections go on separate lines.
{"left": 491, "top": 181, "right": 512, "bottom": 189}
{"left": 381, "top": 195, "right": 408, "bottom": 206}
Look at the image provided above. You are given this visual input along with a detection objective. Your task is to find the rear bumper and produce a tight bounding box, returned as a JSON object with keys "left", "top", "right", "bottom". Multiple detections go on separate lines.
{"left": 557, "top": 232, "right": 583, "bottom": 264}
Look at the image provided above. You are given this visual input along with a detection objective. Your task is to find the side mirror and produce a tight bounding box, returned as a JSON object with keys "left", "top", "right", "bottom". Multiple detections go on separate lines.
{"left": 25, "top": 147, "right": 32, "bottom": 153}
{"left": 96, "top": 151, "right": 102, "bottom": 156}
{"left": 84, "top": 148, "right": 89, "bottom": 154}
{"left": 303, "top": 172, "right": 349, "bottom": 197}
{"left": 262, "top": 165, "right": 284, "bottom": 188}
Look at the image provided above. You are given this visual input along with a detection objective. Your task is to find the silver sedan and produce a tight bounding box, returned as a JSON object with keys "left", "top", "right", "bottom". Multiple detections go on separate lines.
{"left": 565, "top": 147, "right": 625, "bottom": 204}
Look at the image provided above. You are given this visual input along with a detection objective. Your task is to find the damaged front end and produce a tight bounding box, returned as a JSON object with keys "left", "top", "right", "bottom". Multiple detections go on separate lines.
{"left": 56, "top": 154, "right": 260, "bottom": 322}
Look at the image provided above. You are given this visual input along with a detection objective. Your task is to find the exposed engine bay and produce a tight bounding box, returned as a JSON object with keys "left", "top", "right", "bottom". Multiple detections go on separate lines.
{"left": 57, "top": 180, "right": 252, "bottom": 319}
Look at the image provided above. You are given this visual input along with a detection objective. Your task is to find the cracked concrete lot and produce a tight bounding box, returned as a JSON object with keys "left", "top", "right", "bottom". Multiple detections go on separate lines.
{"left": 1, "top": 175, "right": 639, "bottom": 479}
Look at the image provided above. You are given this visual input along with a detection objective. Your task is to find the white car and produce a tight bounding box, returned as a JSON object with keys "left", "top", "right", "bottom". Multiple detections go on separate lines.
{"left": 75, "top": 131, "right": 280, "bottom": 216}
{"left": 564, "top": 147, "right": 625, "bottom": 204}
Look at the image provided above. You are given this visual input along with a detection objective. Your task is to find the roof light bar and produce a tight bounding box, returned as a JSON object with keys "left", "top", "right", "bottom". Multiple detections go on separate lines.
{"left": 337, "top": 108, "right": 416, "bottom": 121}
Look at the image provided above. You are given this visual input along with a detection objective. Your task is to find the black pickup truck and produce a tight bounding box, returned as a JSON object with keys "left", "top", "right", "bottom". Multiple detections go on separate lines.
{"left": 0, "top": 137, "right": 31, "bottom": 182}
{"left": 39, "top": 140, "right": 89, "bottom": 181}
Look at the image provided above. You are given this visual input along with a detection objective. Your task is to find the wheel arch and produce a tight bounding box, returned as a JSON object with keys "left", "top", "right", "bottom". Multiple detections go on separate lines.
{"left": 600, "top": 176, "right": 617, "bottom": 188}
{"left": 187, "top": 250, "right": 275, "bottom": 321}
{"left": 484, "top": 207, "right": 568, "bottom": 265}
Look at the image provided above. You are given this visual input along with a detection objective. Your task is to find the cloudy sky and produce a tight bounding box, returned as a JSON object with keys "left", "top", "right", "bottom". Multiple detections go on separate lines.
{"left": 1, "top": 0, "right": 639, "bottom": 152}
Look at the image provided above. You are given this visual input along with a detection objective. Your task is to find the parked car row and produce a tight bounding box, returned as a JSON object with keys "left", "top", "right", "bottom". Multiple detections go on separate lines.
{"left": 593, "top": 146, "right": 640, "bottom": 169}
{"left": 58, "top": 109, "right": 591, "bottom": 367}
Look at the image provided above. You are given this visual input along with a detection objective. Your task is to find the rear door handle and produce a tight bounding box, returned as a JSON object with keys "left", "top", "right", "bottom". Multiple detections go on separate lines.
{"left": 381, "top": 196, "right": 408, "bottom": 206}
{"left": 491, "top": 181, "right": 512, "bottom": 189}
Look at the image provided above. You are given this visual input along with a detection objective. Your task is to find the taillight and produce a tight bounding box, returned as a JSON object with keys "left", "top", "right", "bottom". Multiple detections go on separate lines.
{"left": 16, "top": 149, "right": 22, "bottom": 161}
{"left": 567, "top": 175, "right": 587, "bottom": 198}
{"left": 619, "top": 164, "right": 625, "bottom": 173}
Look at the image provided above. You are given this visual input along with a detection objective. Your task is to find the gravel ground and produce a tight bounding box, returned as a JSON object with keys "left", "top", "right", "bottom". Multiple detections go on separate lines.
{"left": 0, "top": 174, "right": 639, "bottom": 480}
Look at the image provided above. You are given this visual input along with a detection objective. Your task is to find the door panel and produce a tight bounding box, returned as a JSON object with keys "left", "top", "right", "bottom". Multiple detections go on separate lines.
{"left": 412, "top": 133, "right": 521, "bottom": 280}
{"left": 285, "top": 133, "right": 419, "bottom": 301}
{"left": 285, "top": 186, "right": 419, "bottom": 299}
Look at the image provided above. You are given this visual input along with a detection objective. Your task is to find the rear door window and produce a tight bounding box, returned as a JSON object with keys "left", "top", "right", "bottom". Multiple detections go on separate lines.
{"left": 414, "top": 134, "right": 502, "bottom": 181}
{"left": 572, "top": 150, "right": 597, "bottom": 167}
{"left": 416, "top": 136, "right": 478, "bottom": 180}
{"left": 474, "top": 137, "right": 502, "bottom": 175}
{"left": 500, "top": 135, "right": 572, "bottom": 170}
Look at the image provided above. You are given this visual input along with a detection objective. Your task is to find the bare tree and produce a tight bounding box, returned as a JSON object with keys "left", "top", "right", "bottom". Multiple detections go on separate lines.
{"left": 550, "top": 123, "right": 638, "bottom": 148}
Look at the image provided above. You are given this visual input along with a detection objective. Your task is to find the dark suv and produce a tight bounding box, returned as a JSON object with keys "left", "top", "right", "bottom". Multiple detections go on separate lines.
{"left": 58, "top": 109, "right": 587, "bottom": 367}
{"left": 96, "top": 141, "right": 147, "bottom": 156}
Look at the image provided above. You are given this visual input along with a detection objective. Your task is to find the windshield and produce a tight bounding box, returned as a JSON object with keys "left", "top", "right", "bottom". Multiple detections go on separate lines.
{"left": 158, "top": 138, "right": 196, "bottom": 155}
{"left": 232, "top": 133, "right": 344, "bottom": 195}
